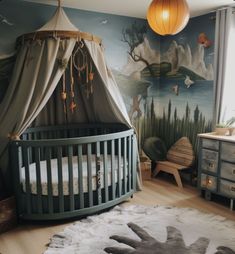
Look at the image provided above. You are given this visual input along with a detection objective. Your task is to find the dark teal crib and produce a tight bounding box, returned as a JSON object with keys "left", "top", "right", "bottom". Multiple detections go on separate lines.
{"left": 11, "top": 123, "right": 137, "bottom": 220}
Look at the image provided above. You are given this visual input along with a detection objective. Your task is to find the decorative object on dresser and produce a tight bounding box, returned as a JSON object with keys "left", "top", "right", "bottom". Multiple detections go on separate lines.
{"left": 153, "top": 137, "right": 195, "bottom": 188}
{"left": 45, "top": 205, "right": 235, "bottom": 254}
{"left": 198, "top": 133, "right": 235, "bottom": 210}
{"left": 215, "top": 117, "right": 235, "bottom": 136}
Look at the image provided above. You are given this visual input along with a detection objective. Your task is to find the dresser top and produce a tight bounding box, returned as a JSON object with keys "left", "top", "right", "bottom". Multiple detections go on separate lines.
{"left": 198, "top": 132, "right": 235, "bottom": 143}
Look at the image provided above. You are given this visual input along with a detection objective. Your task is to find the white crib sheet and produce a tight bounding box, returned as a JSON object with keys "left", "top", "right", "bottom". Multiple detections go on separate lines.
{"left": 21, "top": 155, "right": 126, "bottom": 196}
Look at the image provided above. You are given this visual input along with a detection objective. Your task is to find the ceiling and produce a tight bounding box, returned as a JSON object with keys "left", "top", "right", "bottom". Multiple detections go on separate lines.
{"left": 25, "top": 0, "right": 235, "bottom": 18}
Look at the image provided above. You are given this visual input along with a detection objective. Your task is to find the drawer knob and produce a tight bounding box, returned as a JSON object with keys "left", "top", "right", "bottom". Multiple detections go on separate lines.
{"left": 206, "top": 176, "right": 213, "bottom": 186}
{"left": 208, "top": 162, "right": 214, "bottom": 169}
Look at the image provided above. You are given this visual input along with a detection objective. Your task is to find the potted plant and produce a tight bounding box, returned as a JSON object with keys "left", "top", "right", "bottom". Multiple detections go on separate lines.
{"left": 215, "top": 117, "right": 235, "bottom": 136}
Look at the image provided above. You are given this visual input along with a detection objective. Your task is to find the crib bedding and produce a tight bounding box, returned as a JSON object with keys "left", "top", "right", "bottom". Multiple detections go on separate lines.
{"left": 21, "top": 155, "right": 126, "bottom": 196}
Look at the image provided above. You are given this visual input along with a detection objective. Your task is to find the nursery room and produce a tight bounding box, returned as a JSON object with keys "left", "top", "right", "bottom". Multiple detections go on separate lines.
{"left": 0, "top": 0, "right": 235, "bottom": 253}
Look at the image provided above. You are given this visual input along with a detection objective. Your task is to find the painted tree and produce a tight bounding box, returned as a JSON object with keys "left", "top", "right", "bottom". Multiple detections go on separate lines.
{"left": 168, "top": 100, "right": 172, "bottom": 121}
{"left": 194, "top": 105, "right": 200, "bottom": 123}
{"left": 174, "top": 107, "right": 177, "bottom": 122}
{"left": 122, "top": 21, "right": 154, "bottom": 76}
{"left": 150, "top": 97, "right": 155, "bottom": 121}
{"left": 185, "top": 103, "right": 190, "bottom": 120}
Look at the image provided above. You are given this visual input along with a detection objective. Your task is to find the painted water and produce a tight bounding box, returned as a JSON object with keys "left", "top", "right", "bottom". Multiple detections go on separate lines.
{"left": 147, "top": 77, "right": 214, "bottom": 121}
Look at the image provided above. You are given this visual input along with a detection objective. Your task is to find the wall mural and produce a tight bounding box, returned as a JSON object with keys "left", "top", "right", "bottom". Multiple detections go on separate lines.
{"left": 129, "top": 14, "right": 215, "bottom": 161}
{"left": 116, "top": 14, "right": 215, "bottom": 163}
{"left": 0, "top": 0, "right": 215, "bottom": 161}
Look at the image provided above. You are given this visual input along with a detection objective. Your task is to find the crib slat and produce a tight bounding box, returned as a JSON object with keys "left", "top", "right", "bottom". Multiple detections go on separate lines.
{"left": 111, "top": 139, "right": 115, "bottom": 200}
{"left": 104, "top": 141, "right": 108, "bottom": 203}
{"left": 57, "top": 147, "right": 64, "bottom": 213}
{"left": 96, "top": 142, "right": 102, "bottom": 205}
{"left": 87, "top": 144, "right": 93, "bottom": 207}
{"left": 78, "top": 145, "right": 84, "bottom": 209}
{"left": 35, "top": 147, "right": 42, "bottom": 214}
{"left": 28, "top": 134, "right": 33, "bottom": 164}
{"left": 128, "top": 136, "right": 132, "bottom": 192}
{"left": 68, "top": 146, "right": 74, "bottom": 211}
{"left": 33, "top": 132, "right": 37, "bottom": 140}
{"left": 45, "top": 147, "right": 53, "bottom": 214}
{"left": 133, "top": 135, "right": 137, "bottom": 191}
{"left": 22, "top": 147, "right": 31, "bottom": 215}
{"left": 11, "top": 144, "right": 23, "bottom": 216}
{"left": 123, "top": 137, "right": 127, "bottom": 194}
{"left": 118, "top": 138, "right": 122, "bottom": 197}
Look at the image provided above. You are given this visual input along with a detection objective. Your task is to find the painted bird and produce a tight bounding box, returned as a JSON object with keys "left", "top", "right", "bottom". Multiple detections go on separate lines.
{"left": 184, "top": 75, "right": 194, "bottom": 88}
{"left": 198, "top": 33, "right": 212, "bottom": 48}
{"left": 171, "top": 85, "right": 179, "bottom": 96}
{"left": 0, "top": 14, "right": 13, "bottom": 26}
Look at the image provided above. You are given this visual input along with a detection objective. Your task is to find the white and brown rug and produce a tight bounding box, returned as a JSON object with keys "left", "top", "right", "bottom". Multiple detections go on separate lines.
{"left": 45, "top": 205, "right": 235, "bottom": 254}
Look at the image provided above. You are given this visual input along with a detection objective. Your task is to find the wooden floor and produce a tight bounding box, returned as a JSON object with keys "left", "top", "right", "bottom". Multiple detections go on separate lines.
{"left": 0, "top": 178, "right": 235, "bottom": 254}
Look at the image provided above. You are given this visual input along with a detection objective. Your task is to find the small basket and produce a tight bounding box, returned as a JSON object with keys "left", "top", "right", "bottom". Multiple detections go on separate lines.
{"left": 215, "top": 127, "right": 229, "bottom": 136}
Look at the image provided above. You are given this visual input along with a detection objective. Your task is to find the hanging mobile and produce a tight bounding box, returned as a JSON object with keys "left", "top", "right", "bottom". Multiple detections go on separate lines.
{"left": 73, "top": 42, "right": 86, "bottom": 83}
{"left": 89, "top": 60, "right": 94, "bottom": 94}
{"left": 69, "top": 57, "right": 76, "bottom": 113}
{"left": 61, "top": 72, "right": 67, "bottom": 114}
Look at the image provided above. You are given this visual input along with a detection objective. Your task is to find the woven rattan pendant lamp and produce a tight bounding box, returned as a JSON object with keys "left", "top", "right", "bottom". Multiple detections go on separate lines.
{"left": 147, "top": 0, "right": 190, "bottom": 36}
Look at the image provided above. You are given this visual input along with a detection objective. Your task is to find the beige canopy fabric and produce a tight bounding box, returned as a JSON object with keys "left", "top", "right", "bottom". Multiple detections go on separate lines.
{"left": 38, "top": 6, "right": 78, "bottom": 32}
{"left": 0, "top": 6, "right": 142, "bottom": 192}
{"left": 0, "top": 38, "right": 76, "bottom": 190}
{"left": 84, "top": 40, "right": 132, "bottom": 127}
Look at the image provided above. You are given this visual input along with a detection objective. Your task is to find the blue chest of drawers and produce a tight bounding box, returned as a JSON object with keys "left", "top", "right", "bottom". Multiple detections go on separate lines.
{"left": 198, "top": 133, "right": 235, "bottom": 210}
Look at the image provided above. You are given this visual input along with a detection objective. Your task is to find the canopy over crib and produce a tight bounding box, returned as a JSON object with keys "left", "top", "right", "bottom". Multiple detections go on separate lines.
{"left": 0, "top": 2, "right": 140, "bottom": 193}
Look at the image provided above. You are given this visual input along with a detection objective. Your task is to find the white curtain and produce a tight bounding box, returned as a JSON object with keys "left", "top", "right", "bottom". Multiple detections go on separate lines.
{"left": 213, "top": 7, "right": 235, "bottom": 124}
{"left": 85, "top": 40, "right": 132, "bottom": 128}
{"left": 0, "top": 38, "right": 76, "bottom": 190}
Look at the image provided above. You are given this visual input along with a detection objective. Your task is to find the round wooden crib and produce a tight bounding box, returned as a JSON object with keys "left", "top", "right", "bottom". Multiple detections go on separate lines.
{"left": 10, "top": 123, "right": 137, "bottom": 221}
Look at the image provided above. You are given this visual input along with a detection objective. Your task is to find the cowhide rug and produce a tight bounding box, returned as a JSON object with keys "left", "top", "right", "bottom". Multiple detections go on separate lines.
{"left": 44, "top": 205, "right": 235, "bottom": 254}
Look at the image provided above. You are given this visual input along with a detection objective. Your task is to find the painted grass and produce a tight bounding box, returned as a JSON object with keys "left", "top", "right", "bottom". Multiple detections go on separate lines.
{"left": 133, "top": 99, "right": 212, "bottom": 156}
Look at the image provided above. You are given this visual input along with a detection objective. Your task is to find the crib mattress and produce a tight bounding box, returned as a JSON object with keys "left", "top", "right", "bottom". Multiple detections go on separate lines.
{"left": 21, "top": 155, "right": 126, "bottom": 196}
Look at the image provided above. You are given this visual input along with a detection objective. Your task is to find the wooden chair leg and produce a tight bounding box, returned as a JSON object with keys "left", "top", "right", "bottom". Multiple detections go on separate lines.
{"left": 172, "top": 170, "right": 183, "bottom": 188}
{"left": 153, "top": 163, "right": 161, "bottom": 178}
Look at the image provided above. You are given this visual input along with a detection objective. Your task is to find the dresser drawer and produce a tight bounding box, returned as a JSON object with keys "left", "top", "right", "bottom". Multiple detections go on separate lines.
{"left": 201, "top": 149, "right": 218, "bottom": 173}
{"left": 201, "top": 174, "right": 217, "bottom": 191}
{"left": 202, "top": 139, "right": 219, "bottom": 150}
{"left": 220, "top": 162, "right": 235, "bottom": 182}
{"left": 220, "top": 180, "right": 235, "bottom": 198}
{"left": 221, "top": 142, "right": 235, "bottom": 163}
